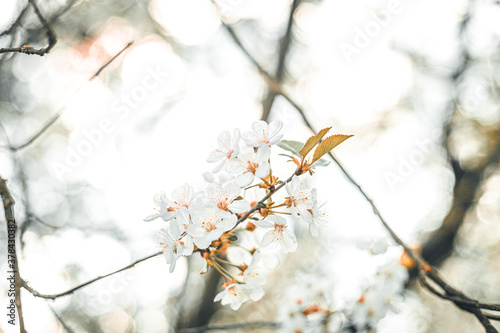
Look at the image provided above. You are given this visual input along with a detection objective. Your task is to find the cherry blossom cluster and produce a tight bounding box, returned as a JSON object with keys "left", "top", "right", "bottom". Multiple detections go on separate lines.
{"left": 145, "top": 120, "right": 352, "bottom": 310}
{"left": 276, "top": 248, "right": 409, "bottom": 332}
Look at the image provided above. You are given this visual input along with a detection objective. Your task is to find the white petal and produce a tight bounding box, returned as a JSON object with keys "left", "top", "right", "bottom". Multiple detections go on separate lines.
{"left": 212, "top": 160, "right": 226, "bottom": 173}
{"left": 261, "top": 231, "right": 275, "bottom": 247}
{"left": 224, "top": 182, "right": 241, "bottom": 200}
{"left": 207, "top": 150, "right": 225, "bottom": 163}
{"left": 202, "top": 171, "right": 215, "bottom": 183}
{"left": 268, "top": 133, "right": 283, "bottom": 145}
{"left": 268, "top": 120, "right": 283, "bottom": 138}
{"left": 252, "top": 121, "right": 269, "bottom": 139}
{"left": 225, "top": 159, "right": 246, "bottom": 174}
{"left": 219, "top": 215, "right": 237, "bottom": 231}
{"left": 254, "top": 219, "right": 274, "bottom": 229}
{"left": 309, "top": 222, "right": 319, "bottom": 238}
{"left": 229, "top": 199, "right": 250, "bottom": 213}
{"left": 241, "top": 132, "right": 259, "bottom": 147}
{"left": 266, "top": 215, "right": 287, "bottom": 226}
{"left": 255, "top": 161, "right": 270, "bottom": 178}
{"left": 255, "top": 145, "right": 271, "bottom": 162}
{"left": 282, "top": 232, "right": 298, "bottom": 253}
{"left": 169, "top": 259, "right": 177, "bottom": 273}
{"left": 247, "top": 286, "right": 265, "bottom": 301}
{"left": 217, "top": 130, "right": 231, "bottom": 148}
{"left": 214, "top": 289, "right": 225, "bottom": 302}
{"left": 143, "top": 213, "right": 160, "bottom": 222}
{"left": 234, "top": 173, "right": 254, "bottom": 187}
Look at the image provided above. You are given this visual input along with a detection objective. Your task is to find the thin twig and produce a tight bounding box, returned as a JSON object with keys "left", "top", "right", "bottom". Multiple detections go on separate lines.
{"left": 0, "top": 41, "right": 133, "bottom": 152}
{"left": 0, "top": 0, "right": 57, "bottom": 56}
{"left": 0, "top": 178, "right": 26, "bottom": 332}
{"left": 234, "top": 173, "right": 295, "bottom": 228}
{"left": 22, "top": 252, "right": 162, "bottom": 300}
{"left": 261, "top": 0, "right": 301, "bottom": 121}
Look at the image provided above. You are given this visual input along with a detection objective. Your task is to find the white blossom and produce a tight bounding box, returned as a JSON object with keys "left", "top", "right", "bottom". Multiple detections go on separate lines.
{"left": 144, "top": 184, "right": 199, "bottom": 222}
{"left": 300, "top": 189, "right": 328, "bottom": 238}
{"left": 214, "top": 283, "right": 265, "bottom": 310}
{"left": 226, "top": 145, "right": 271, "bottom": 187}
{"left": 158, "top": 229, "right": 193, "bottom": 273}
{"left": 255, "top": 215, "right": 297, "bottom": 253}
{"left": 285, "top": 175, "right": 313, "bottom": 219}
{"left": 187, "top": 207, "right": 236, "bottom": 249}
{"left": 241, "top": 120, "right": 283, "bottom": 147}
{"left": 207, "top": 129, "right": 240, "bottom": 173}
{"left": 205, "top": 182, "right": 250, "bottom": 217}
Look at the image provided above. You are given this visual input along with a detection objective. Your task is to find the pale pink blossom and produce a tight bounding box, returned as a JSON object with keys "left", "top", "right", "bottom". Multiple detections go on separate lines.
{"left": 207, "top": 129, "right": 240, "bottom": 173}
{"left": 255, "top": 215, "right": 297, "bottom": 253}
{"left": 205, "top": 182, "right": 250, "bottom": 217}
{"left": 242, "top": 120, "right": 283, "bottom": 147}
{"left": 158, "top": 229, "right": 193, "bottom": 273}
{"left": 187, "top": 207, "right": 236, "bottom": 249}
{"left": 225, "top": 145, "right": 271, "bottom": 187}
{"left": 144, "top": 184, "right": 199, "bottom": 222}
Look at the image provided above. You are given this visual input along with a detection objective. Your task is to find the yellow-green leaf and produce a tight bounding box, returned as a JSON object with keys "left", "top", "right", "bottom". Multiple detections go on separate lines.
{"left": 299, "top": 127, "right": 331, "bottom": 157}
{"left": 311, "top": 134, "right": 353, "bottom": 164}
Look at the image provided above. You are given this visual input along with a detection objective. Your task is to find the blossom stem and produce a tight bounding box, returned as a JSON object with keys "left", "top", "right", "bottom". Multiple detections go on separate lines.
{"left": 209, "top": 258, "right": 234, "bottom": 281}
{"left": 234, "top": 172, "right": 296, "bottom": 228}
{"left": 210, "top": 258, "right": 238, "bottom": 281}
{"left": 214, "top": 256, "right": 242, "bottom": 269}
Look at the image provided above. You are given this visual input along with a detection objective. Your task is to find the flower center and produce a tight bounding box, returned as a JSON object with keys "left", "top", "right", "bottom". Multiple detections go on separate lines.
{"left": 203, "top": 221, "right": 217, "bottom": 232}
{"left": 217, "top": 199, "right": 229, "bottom": 211}
{"left": 246, "top": 161, "right": 259, "bottom": 173}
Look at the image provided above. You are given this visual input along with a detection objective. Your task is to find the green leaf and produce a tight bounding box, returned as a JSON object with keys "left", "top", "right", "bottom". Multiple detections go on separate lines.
{"left": 311, "top": 134, "right": 353, "bottom": 164}
{"left": 299, "top": 127, "right": 331, "bottom": 157}
{"left": 278, "top": 140, "right": 304, "bottom": 157}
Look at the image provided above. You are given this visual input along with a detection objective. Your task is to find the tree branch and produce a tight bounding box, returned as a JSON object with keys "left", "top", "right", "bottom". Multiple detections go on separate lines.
{"left": 1, "top": 177, "right": 26, "bottom": 332}
{"left": 0, "top": 41, "right": 133, "bottom": 152}
{"left": 22, "top": 251, "right": 162, "bottom": 300}
{"left": 0, "top": 0, "right": 57, "bottom": 56}
{"left": 261, "top": 0, "right": 301, "bottom": 121}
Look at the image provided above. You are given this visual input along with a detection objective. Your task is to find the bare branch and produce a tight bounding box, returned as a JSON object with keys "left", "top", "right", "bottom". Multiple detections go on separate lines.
{"left": 0, "top": 0, "right": 57, "bottom": 56}
{"left": 22, "top": 252, "right": 162, "bottom": 300}
{"left": 0, "top": 41, "right": 133, "bottom": 153}
{"left": 1, "top": 177, "right": 26, "bottom": 332}
{"left": 178, "top": 321, "right": 280, "bottom": 332}
{"left": 261, "top": 0, "right": 301, "bottom": 121}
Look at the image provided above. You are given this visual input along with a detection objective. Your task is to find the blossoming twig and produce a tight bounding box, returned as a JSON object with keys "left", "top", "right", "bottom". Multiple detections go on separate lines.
{"left": 211, "top": 4, "right": 500, "bottom": 332}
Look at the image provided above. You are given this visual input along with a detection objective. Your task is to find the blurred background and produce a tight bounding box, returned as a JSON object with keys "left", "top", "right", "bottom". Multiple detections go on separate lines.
{"left": 0, "top": 0, "right": 500, "bottom": 332}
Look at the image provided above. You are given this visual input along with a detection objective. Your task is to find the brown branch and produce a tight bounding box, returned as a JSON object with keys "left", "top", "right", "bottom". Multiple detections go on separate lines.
{"left": 234, "top": 173, "right": 295, "bottom": 228}
{"left": 0, "top": 0, "right": 57, "bottom": 56}
{"left": 214, "top": 10, "right": 500, "bottom": 332}
{"left": 178, "top": 321, "right": 280, "bottom": 332}
{"left": 261, "top": 0, "right": 301, "bottom": 121}
{"left": 0, "top": 41, "right": 133, "bottom": 153}
{"left": 22, "top": 251, "right": 162, "bottom": 300}
{"left": 1, "top": 178, "right": 26, "bottom": 333}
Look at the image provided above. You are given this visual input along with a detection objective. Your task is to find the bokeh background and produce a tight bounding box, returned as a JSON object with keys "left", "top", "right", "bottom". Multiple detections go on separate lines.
{"left": 1, "top": 0, "right": 500, "bottom": 332}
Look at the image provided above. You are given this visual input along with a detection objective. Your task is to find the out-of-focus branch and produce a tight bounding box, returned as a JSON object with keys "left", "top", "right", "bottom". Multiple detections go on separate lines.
{"left": 213, "top": 7, "right": 500, "bottom": 332}
{"left": 0, "top": 41, "right": 133, "bottom": 153}
{"left": 178, "top": 321, "right": 280, "bottom": 332}
{"left": 421, "top": 128, "right": 500, "bottom": 265}
{"left": 261, "top": 0, "right": 301, "bottom": 121}
{"left": 0, "top": 178, "right": 26, "bottom": 333}
{"left": 22, "top": 251, "right": 162, "bottom": 300}
{"left": 418, "top": 3, "right": 500, "bottom": 267}
{"left": 0, "top": 0, "right": 57, "bottom": 56}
